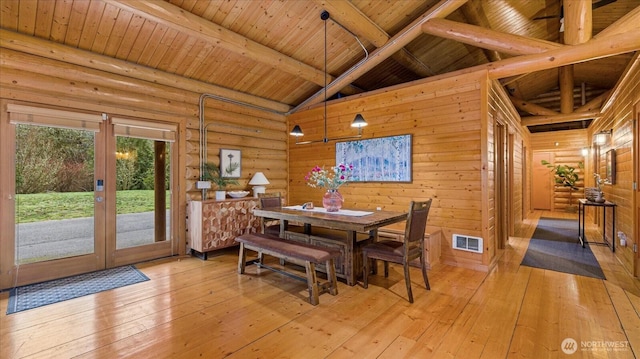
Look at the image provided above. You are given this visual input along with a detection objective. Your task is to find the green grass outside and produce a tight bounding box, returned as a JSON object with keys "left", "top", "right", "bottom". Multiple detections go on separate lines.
{"left": 16, "top": 190, "right": 169, "bottom": 223}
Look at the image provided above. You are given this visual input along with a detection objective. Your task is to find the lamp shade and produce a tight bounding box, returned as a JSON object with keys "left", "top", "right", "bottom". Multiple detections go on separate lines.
{"left": 350, "top": 114, "right": 368, "bottom": 128}
{"left": 249, "top": 172, "right": 269, "bottom": 197}
{"left": 249, "top": 172, "right": 270, "bottom": 185}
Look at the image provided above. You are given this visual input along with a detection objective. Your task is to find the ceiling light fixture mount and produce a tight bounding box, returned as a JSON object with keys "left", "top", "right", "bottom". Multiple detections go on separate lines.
{"left": 290, "top": 11, "right": 368, "bottom": 145}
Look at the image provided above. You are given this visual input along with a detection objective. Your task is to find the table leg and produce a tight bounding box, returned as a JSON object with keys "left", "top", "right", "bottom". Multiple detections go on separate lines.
{"left": 603, "top": 207, "right": 607, "bottom": 248}
{"left": 612, "top": 206, "right": 616, "bottom": 252}
{"left": 345, "top": 230, "right": 356, "bottom": 286}
{"left": 578, "top": 202, "right": 585, "bottom": 247}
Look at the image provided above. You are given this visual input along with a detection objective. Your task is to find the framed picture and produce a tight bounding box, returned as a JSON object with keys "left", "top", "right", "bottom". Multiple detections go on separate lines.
{"left": 605, "top": 149, "right": 615, "bottom": 184}
{"left": 336, "top": 134, "right": 412, "bottom": 182}
{"left": 220, "top": 149, "right": 241, "bottom": 178}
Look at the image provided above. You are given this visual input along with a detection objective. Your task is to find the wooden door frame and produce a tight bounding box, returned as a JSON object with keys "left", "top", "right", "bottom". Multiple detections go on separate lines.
{"left": 0, "top": 103, "right": 182, "bottom": 289}
{"left": 495, "top": 120, "right": 508, "bottom": 249}
{"left": 634, "top": 102, "right": 639, "bottom": 277}
{"left": 508, "top": 133, "right": 515, "bottom": 236}
{"left": 0, "top": 101, "right": 106, "bottom": 289}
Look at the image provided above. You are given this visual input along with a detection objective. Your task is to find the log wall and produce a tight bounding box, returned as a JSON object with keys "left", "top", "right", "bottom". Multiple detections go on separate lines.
{"left": 288, "top": 70, "right": 529, "bottom": 271}
{"left": 0, "top": 39, "right": 289, "bottom": 256}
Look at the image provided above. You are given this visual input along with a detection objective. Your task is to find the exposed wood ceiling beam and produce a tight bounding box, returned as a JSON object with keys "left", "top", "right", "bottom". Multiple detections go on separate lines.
{"left": 460, "top": 0, "right": 501, "bottom": 62}
{"left": 521, "top": 111, "right": 602, "bottom": 127}
{"left": 0, "top": 29, "right": 291, "bottom": 113}
{"left": 293, "top": 0, "right": 468, "bottom": 112}
{"left": 509, "top": 95, "right": 559, "bottom": 116}
{"left": 313, "top": 0, "right": 435, "bottom": 77}
{"left": 564, "top": 0, "right": 592, "bottom": 45}
{"left": 559, "top": 0, "right": 592, "bottom": 114}
{"left": 576, "top": 90, "right": 611, "bottom": 112}
{"left": 105, "top": 0, "right": 358, "bottom": 95}
{"left": 485, "top": 31, "right": 639, "bottom": 80}
{"left": 422, "top": 18, "right": 562, "bottom": 56}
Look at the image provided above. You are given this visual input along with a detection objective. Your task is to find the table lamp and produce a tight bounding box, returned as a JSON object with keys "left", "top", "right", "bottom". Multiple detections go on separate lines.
{"left": 249, "top": 172, "right": 270, "bottom": 197}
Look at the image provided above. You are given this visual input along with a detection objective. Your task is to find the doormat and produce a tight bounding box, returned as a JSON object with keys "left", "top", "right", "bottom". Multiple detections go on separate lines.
{"left": 521, "top": 217, "right": 605, "bottom": 279}
{"left": 6, "top": 265, "right": 149, "bottom": 314}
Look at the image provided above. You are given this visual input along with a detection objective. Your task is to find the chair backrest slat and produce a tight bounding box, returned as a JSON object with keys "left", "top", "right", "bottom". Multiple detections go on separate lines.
{"left": 259, "top": 192, "right": 282, "bottom": 209}
{"left": 404, "top": 200, "right": 432, "bottom": 249}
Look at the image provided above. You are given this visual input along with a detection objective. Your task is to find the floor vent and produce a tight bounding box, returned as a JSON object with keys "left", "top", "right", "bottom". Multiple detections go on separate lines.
{"left": 452, "top": 234, "right": 483, "bottom": 253}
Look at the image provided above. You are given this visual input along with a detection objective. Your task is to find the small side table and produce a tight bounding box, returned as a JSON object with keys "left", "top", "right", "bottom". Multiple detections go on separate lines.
{"left": 578, "top": 198, "right": 616, "bottom": 252}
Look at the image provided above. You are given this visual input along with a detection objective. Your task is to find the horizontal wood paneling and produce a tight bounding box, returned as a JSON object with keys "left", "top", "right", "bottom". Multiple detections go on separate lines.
{"left": 288, "top": 71, "right": 520, "bottom": 271}
{"left": 592, "top": 54, "right": 639, "bottom": 275}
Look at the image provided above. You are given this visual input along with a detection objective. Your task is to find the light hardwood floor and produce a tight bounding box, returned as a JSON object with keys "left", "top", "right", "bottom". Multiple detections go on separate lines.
{"left": 1, "top": 211, "right": 639, "bottom": 358}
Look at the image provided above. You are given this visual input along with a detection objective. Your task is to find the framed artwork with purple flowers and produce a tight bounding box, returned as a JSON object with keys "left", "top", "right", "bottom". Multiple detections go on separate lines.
{"left": 336, "top": 134, "right": 412, "bottom": 182}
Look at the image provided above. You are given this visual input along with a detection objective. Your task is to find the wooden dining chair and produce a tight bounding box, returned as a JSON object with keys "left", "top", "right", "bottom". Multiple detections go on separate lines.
{"left": 258, "top": 192, "right": 284, "bottom": 236}
{"left": 362, "top": 199, "right": 432, "bottom": 303}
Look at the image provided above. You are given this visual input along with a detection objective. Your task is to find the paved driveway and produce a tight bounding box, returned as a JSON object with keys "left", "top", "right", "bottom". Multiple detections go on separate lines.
{"left": 14, "top": 211, "right": 169, "bottom": 263}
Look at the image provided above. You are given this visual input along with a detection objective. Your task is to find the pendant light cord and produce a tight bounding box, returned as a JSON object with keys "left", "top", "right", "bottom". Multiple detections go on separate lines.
{"left": 323, "top": 15, "right": 328, "bottom": 142}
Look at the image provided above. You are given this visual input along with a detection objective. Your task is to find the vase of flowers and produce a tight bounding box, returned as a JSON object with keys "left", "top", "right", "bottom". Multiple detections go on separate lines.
{"left": 305, "top": 164, "right": 353, "bottom": 212}
{"left": 322, "top": 189, "right": 344, "bottom": 212}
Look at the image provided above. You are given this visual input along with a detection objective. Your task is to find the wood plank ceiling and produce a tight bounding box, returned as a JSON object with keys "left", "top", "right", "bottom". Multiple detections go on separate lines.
{"left": 1, "top": 0, "right": 639, "bottom": 132}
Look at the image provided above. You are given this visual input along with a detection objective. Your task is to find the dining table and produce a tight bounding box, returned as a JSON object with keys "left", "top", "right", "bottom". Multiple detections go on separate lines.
{"left": 252, "top": 206, "right": 408, "bottom": 285}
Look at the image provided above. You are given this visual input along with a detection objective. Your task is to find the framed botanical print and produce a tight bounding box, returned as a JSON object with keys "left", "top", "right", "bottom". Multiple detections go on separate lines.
{"left": 220, "top": 149, "right": 241, "bottom": 178}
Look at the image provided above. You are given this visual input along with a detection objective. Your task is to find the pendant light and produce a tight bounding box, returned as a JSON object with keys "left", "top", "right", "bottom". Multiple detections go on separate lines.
{"left": 290, "top": 11, "right": 367, "bottom": 144}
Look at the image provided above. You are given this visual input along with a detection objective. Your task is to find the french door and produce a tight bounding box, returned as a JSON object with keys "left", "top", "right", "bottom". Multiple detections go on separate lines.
{"left": 1, "top": 104, "right": 177, "bottom": 288}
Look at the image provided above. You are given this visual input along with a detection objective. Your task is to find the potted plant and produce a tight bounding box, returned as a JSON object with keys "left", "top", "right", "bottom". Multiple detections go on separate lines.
{"left": 541, "top": 160, "right": 584, "bottom": 211}
{"left": 203, "top": 162, "right": 238, "bottom": 200}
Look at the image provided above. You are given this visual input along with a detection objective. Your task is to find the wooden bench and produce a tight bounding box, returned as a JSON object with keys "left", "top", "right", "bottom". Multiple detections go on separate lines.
{"left": 236, "top": 233, "right": 341, "bottom": 305}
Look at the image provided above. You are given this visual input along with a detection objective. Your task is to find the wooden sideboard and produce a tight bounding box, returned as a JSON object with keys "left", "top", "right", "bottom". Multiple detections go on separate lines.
{"left": 187, "top": 198, "right": 260, "bottom": 259}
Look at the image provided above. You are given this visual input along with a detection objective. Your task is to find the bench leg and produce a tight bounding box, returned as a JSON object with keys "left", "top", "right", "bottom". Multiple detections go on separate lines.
{"left": 326, "top": 259, "right": 338, "bottom": 296}
{"left": 238, "top": 243, "right": 247, "bottom": 274}
{"left": 305, "top": 262, "right": 320, "bottom": 306}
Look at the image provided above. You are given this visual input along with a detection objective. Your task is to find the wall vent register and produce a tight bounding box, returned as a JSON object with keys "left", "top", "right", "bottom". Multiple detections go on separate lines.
{"left": 452, "top": 234, "right": 483, "bottom": 253}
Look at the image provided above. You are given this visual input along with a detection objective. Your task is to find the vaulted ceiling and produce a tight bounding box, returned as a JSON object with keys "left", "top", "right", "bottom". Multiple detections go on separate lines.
{"left": 1, "top": 0, "right": 639, "bottom": 132}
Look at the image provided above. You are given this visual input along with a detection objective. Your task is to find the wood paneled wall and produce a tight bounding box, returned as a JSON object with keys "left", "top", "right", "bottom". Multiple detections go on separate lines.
{"left": 288, "top": 71, "right": 529, "bottom": 272}
{"left": 530, "top": 130, "right": 588, "bottom": 211}
{"left": 591, "top": 54, "right": 639, "bottom": 275}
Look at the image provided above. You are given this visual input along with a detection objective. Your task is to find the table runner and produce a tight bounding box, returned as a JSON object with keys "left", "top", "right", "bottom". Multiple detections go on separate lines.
{"left": 284, "top": 205, "right": 373, "bottom": 217}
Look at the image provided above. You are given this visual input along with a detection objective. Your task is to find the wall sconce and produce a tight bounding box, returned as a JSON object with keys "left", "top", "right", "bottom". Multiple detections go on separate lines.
{"left": 594, "top": 129, "right": 612, "bottom": 146}
{"left": 249, "top": 172, "right": 270, "bottom": 197}
{"left": 581, "top": 147, "right": 589, "bottom": 156}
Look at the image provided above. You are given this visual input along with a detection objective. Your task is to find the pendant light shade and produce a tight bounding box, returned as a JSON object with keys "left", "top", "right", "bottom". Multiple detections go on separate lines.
{"left": 351, "top": 114, "right": 368, "bottom": 128}
{"left": 290, "top": 125, "right": 304, "bottom": 137}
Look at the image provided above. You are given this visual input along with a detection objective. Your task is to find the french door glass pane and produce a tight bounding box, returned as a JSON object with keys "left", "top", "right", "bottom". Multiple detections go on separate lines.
{"left": 15, "top": 124, "right": 95, "bottom": 264}
{"left": 115, "top": 137, "right": 171, "bottom": 249}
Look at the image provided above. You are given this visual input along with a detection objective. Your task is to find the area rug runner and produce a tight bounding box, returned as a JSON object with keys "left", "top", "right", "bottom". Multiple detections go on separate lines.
{"left": 521, "top": 217, "right": 605, "bottom": 279}
{"left": 6, "top": 265, "right": 149, "bottom": 314}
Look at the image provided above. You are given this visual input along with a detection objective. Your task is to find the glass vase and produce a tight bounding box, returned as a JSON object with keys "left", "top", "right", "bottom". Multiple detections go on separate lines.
{"left": 322, "top": 189, "right": 343, "bottom": 212}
